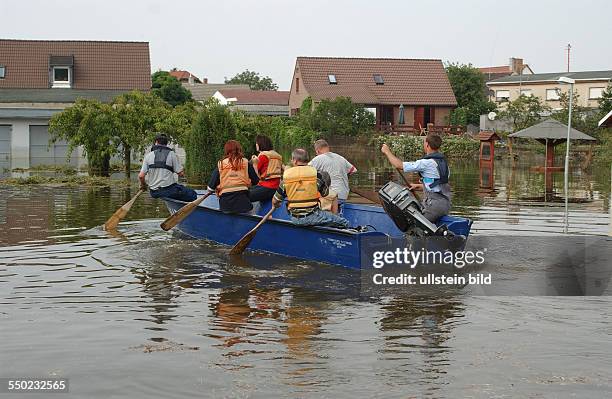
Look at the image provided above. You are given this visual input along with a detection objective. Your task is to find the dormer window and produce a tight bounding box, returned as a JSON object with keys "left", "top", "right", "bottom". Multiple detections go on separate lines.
{"left": 49, "top": 55, "right": 74, "bottom": 88}
{"left": 328, "top": 74, "right": 337, "bottom": 84}
{"left": 52, "top": 67, "right": 71, "bottom": 88}
{"left": 373, "top": 74, "right": 384, "bottom": 85}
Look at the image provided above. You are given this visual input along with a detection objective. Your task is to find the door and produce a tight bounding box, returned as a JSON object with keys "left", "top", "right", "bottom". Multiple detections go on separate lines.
{"left": 0, "top": 125, "right": 11, "bottom": 171}
{"left": 414, "top": 107, "right": 425, "bottom": 130}
{"left": 381, "top": 106, "right": 394, "bottom": 126}
{"left": 423, "top": 106, "right": 437, "bottom": 127}
{"left": 29, "top": 125, "right": 77, "bottom": 167}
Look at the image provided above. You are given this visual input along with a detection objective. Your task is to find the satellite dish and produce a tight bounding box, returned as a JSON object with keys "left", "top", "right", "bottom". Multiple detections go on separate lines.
{"left": 487, "top": 112, "right": 497, "bottom": 121}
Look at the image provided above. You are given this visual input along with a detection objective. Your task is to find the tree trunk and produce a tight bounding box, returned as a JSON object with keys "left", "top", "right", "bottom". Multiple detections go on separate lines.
{"left": 123, "top": 145, "right": 131, "bottom": 179}
{"left": 89, "top": 154, "right": 110, "bottom": 177}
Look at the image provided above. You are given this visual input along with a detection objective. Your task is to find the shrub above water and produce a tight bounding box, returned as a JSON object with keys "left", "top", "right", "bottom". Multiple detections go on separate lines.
{"left": 372, "top": 134, "right": 480, "bottom": 159}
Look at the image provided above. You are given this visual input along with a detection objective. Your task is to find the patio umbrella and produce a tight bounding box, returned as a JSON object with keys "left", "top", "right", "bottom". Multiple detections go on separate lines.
{"left": 398, "top": 104, "right": 405, "bottom": 125}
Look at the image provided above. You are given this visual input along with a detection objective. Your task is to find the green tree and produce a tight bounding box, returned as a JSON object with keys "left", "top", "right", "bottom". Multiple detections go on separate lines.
{"left": 498, "top": 94, "right": 550, "bottom": 132}
{"left": 310, "top": 97, "right": 375, "bottom": 136}
{"left": 112, "top": 91, "right": 172, "bottom": 177}
{"left": 184, "top": 99, "right": 237, "bottom": 184}
{"left": 156, "top": 102, "right": 199, "bottom": 147}
{"left": 49, "top": 99, "right": 117, "bottom": 176}
{"left": 224, "top": 69, "right": 279, "bottom": 91}
{"left": 445, "top": 62, "right": 497, "bottom": 125}
{"left": 598, "top": 84, "right": 612, "bottom": 114}
{"left": 151, "top": 71, "right": 193, "bottom": 106}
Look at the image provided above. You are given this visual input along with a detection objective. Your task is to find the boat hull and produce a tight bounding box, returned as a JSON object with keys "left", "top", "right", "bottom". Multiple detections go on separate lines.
{"left": 163, "top": 192, "right": 472, "bottom": 269}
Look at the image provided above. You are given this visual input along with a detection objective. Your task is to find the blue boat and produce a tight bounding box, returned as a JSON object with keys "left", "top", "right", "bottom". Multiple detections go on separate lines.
{"left": 163, "top": 190, "right": 473, "bottom": 269}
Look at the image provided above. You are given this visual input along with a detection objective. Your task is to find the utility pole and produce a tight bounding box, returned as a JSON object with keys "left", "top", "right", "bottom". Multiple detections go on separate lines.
{"left": 566, "top": 44, "right": 571, "bottom": 72}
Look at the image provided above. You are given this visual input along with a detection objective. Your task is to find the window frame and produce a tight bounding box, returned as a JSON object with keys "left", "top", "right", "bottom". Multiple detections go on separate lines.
{"left": 495, "top": 90, "right": 510, "bottom": 102}
{"left": 52, "top": 66, "right": 71, "bottom": 88}
{"left": 546, "top": 88, "right": 560, "bottom": 101}
{"left": 588, "top": 87, "right": 604, "bottom": 100}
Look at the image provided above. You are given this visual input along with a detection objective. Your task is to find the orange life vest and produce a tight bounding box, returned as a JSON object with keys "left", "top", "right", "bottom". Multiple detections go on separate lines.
{"left": 259, "top": 150, "right": 283, "bottom": 180}
{"left": 283, "top": 165, "right": 320, "bottom": 209}
{"left": 217, "top": 158, "right": 251, "bottom": 196}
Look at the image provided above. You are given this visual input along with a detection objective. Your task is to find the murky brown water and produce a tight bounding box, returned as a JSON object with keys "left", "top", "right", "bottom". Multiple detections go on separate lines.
{"left": 1, "top": 150, "right": 611, "bottom": 398}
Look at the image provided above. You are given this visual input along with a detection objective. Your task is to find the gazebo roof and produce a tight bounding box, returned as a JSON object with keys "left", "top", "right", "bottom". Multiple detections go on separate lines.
{"left": 508, "top": 118, "right": 596, "bottom": 141}
{"left": 599, "top": 109, "right": 612, "bottom": 128}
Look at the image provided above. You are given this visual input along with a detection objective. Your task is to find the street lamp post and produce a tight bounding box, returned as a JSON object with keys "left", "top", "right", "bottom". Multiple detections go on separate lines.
{"left": 557, "top": 76, "right": 575, "bottom": 234}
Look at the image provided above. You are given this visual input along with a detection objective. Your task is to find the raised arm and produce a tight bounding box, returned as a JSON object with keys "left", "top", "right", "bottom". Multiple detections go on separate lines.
{"left": 380, "top": 144, "right": 404, "bottom": 170}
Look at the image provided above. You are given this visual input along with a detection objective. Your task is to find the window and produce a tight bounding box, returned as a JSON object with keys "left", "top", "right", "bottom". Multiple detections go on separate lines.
{"left": 0, "top": 65, "right": 5, "bottom": 79}
{"left": 328, "top": 74, "right": 337, "bottom": 84}
{"left": 295, "top": 77, "right": 299, "bottom": 93}
{"left": 373, "top": 74, "right": 384, "bottom": 85}
{"left": 546, "top": 88, "right": 560, "bottom": 101}
{"left": 589, "top": 87, "right": 604, "bottom": 99}
{"left": 52, "top": 66, "right": 71, "bottom": 88}
{"left": 520, "top": 89, "right": 532, "bottom": 97}
{"left": 495, "top": 90, "right": 510, "bottom": 102}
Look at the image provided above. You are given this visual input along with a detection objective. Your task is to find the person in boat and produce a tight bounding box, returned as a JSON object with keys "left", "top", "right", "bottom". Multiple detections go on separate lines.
{"left": 272, "top": 148, "right": 350, "bottom": 229}
{"left": 139, "top": 133, "right": 197, "bottom": 202}
{"left": 208, "top": 140, "right": 259, "bottom": 214}
{"left": 309, "top": 139, "right": 357, "bottom": 209}
{"left": 249, "top": 135, "right": 283, "bottom": 203}
{"left": 381, "top": 133, "right": 451, "bottom": 223}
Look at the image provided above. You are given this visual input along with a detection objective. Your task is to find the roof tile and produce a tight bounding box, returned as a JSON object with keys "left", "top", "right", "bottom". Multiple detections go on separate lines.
{"left": 296, "top": 57, "right": 457, "bottom": 106}
{"left": 0, "top": 39, "right": 151, "bottom": 90}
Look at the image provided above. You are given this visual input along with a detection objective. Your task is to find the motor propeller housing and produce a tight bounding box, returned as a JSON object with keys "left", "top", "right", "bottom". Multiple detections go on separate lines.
{"left": 378, "top": 181, "right": 451, "bottom": 238}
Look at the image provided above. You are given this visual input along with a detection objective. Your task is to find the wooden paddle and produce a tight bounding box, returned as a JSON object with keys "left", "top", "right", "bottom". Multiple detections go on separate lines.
{"left": 351, "top": 187, "right": 382, "bottom": 205}
{"left": 160, "top": 191, "right": 213, "bottom": 231}
{"left": 396, "top": 168, "right": 421, "bottom": 200}
{"left": 103, "top": 189, "right": 144, "bottom": 231}
{"left": 229, "top": 207, "right": 275, "bottom": 255}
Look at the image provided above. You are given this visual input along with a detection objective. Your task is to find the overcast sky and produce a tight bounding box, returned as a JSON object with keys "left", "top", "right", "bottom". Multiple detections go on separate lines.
{"left": 2, "top": 0, "right": 611, "bottom": 89}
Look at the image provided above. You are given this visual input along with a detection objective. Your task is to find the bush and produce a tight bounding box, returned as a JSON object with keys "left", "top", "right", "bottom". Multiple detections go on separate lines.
{"left": 372, "top": 134, "right": 479, "bottom": 159}
{"left": 184, "top": 99, "right": 237, "bottom": 184}
{"left": 301, "top": 96, "right": 375, "bottom": 137}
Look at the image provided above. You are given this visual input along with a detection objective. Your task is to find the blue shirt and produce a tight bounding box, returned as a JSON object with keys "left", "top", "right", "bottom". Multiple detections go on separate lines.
{"left": 402, "top": 158, "right": 449, "bottom": 193}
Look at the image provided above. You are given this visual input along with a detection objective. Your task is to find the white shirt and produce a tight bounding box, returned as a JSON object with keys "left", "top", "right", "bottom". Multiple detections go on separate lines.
{"left": 309, "top": 152, "right": 356, "bottom": 200}
{"left": 402, "top": 158, "right": 449, "bottom": 193}
{"left": 140, "top": 148, "right": 182, "bottom": 190}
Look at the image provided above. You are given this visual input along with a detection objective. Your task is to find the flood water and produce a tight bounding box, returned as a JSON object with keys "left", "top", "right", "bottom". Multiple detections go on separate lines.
{"left": 1, "top": 149, "right": 611, "bottom": 398}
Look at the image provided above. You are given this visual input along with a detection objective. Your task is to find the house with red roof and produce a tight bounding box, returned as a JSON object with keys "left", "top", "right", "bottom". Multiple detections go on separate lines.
{"left": 169, "top": 68, "right": 202, "bottom": 84}
{"left": 478, "top": 57, "right": 533, "bottom": 82}
{"left": 288, "top": 57, "right": 457, "bottom": 132}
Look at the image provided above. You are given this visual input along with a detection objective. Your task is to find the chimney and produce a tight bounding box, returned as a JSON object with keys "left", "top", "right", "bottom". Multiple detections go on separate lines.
{"left": 202, "top": 77, "right": 208, "bottom": 84}
{"left": 510, "top": 57, "right": 524, "bottom": 74}
{"left": 188, "top": 74, "right": 194, "bottom": 86}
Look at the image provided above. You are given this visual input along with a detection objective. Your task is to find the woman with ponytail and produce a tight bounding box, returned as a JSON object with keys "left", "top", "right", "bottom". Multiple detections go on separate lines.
{"left": 208, "top": 140, "right": 259, "bottom": 213}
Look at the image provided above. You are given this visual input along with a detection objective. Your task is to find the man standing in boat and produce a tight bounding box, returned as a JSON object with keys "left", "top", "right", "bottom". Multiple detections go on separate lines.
{"left": 139, "top": 133, "right": 197, "bottom": 202}
{"left": 381, "top": 134, "right": 451, "bottom": 223}
{"left": 309, "top": 139, "right": 357, "bottom": 209}
{"left": 272, "top": 148, "right": 350, "bottom": 229}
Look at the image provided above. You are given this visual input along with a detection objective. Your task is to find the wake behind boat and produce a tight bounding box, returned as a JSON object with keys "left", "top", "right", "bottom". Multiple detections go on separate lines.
{"left": 163, "top": 183, "right": 473, "bottom": 269}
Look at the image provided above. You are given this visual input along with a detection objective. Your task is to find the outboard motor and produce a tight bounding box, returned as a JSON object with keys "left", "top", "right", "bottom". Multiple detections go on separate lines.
{"left": 378, "top": 181, "right": 451, "bottom": 238}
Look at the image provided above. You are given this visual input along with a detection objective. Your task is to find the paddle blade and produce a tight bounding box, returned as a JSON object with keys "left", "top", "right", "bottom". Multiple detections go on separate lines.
{"left": 103, "top": 190, "right": 143, "bottom": 231}
{"left": 229, "top": 230, "right": 256, "bottom": 255}
{"left": 160, "top": 193, "right": 208, "bottom": 231}
{"left": 229, "top": 207, "right": 275, "bottom": 255}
